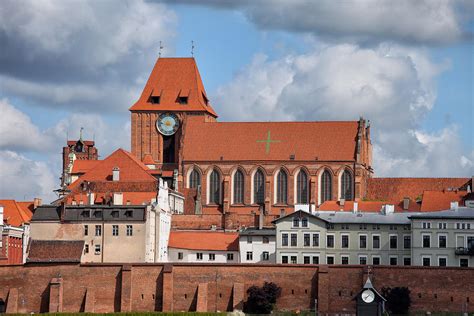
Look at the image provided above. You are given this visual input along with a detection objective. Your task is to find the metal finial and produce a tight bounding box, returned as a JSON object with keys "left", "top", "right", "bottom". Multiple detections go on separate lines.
{"left": 191, "top": 40, "right": 195, "bottom": 57}
{"left": 159, "top": 41, "right": 164, "bottom": 57}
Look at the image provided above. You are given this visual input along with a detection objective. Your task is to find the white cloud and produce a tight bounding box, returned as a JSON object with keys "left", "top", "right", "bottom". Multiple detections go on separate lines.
{"left": 212, "top": 43, "right": 473, "bottom": 177}
{"left": 0, "top": 150, "right": 57, "bottom": 202}
{"left": 0, "top": 98, "right": 52, "bottom": 152}
{"left": 166, "top": 0, "right": 472, "bottom": 45}
{"left": 0, "top": 0, "right": 176, "bottom": 112}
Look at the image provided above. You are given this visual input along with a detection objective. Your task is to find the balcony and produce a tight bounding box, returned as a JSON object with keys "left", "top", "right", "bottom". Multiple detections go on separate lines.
{"left": 455, "top": 247, "right": 474, "bottom": 256}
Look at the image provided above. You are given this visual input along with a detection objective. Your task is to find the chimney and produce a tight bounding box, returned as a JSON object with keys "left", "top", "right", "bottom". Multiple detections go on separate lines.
{"left": 382, "top": 204, "right": 395, "bottom": 215}
{"left": 88, "top": 193, "right": 95, "bottom": 205}
{"left": 403, "top": 197, "right": 410, "bottom": 211}
{"left": 33, "top": 198, "right": 42, "bottom": 209}
{"left": 0, "top": 205, "right": 4, "bottom": 225}
{"left": 259, "top": 206, "right": 265, "bottom": 230}
{"left": 113, "top": 192, "right": 123, "bottom": 205}
{"left": 280, "top": 208, "right": 286, "bottom": 218}
{"left": 112, "top": 167, "right": 120, "bottom": 181}
{"left": 450, "top": 201, "right": 459, "bottom": 211}
{"left": 340, "top": 199, "right": 345, "bottom": 206}
{"left": 353, "top": 202, "right": 358, "bottom": 214}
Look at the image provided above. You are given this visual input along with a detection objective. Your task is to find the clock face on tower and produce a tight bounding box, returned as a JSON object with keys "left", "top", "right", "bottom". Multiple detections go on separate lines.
{"left": 156, "top": 112, "right": 180, "bottom": 136}
{"left": 361, "top": 289, "right": 375, "bottom": 303}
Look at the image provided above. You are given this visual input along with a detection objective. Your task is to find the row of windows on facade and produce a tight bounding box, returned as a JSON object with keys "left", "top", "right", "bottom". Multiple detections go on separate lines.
{"left": 282, "top": 255, "right": 412, "bottom": 266}
{"left": 292, "top": 217, "right": 410, "bottom": 231}
{"left": 280, "top": 233, "right": 412, "bottom": 249}
{"left": 281, "top": 254, "right": 470, "bottom": 267}
{"left": 189, "top": 168, "right": 354, "bottom": 204}
{"left": 176, "top": 251, "right": 271, "bottom": 261}
{"left": 423, "top": 222, "right": 473, "bottom": 230}
{"left": 83, "top": 224, "right": 133, "bottom": 237}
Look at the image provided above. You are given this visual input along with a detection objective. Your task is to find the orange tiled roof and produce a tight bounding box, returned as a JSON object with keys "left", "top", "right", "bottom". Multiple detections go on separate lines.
{"left": 71, "top": 160, "right": 101, "bottom": 174}
{"left": 420, "top": 190, "right": 469, "bottom": 211}
{"left": 183, "top": 121, "right": 359, "bottom": 161}
{"left": 0, "top": 200, "right": 34, "bottom": 227}
{"left": 67, "top": 191, "right": 156, "bottom": 205}
{"left": 129, "top": 58, "right": 217, "bottom": 117}
{"left": 68, "top": 148, "right": 156, "bottom": 190}
{"left": 142, "top": 154, "right": 155, "bottom": 165}
{"left": 366, "top": 177, "right": 470, "bottom": 202}
{"left": 168, "top": 231, "right": 239, "bottom": 251}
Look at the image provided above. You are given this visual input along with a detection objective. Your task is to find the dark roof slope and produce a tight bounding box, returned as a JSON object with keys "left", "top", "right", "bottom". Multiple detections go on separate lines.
{"left": 27, "top": 240, "right": 84, "bottom": 263}
{"left": 31, "top": 205, "right": 61, "bottom": 221}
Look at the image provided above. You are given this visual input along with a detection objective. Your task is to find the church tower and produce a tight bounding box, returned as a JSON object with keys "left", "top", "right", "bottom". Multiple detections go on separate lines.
{"left": 129, "top": 57, "right": 217, "bottom": 183}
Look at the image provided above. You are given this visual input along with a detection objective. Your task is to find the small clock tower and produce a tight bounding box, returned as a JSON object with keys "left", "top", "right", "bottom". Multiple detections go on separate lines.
{"left": 355, "top": 277, "right": 386, "bottom": 316}
{"left": 129, "top": 57, "right": 218, "bottom": 184}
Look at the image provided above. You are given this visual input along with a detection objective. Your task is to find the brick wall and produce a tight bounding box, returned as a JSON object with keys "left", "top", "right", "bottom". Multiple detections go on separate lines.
{"left": 0, "top": 263, "right": 472, "bottom": 314}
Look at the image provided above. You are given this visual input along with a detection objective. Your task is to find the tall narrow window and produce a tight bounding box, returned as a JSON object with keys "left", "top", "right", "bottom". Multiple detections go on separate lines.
{"left": 189, "top": 169, "right": 201, "bottom": 189}
{"left": 209, "top": 169, "right": 221, "bottom": 204}
{"left": 233, "top": 169, "right": 244, "bottom": 204}
{"left": 341, "top": 169, "right": 353, "bottom": 200}
{"left": 296, "top": 170, "right": 309, "bottom": 204}
{"left": 276, "top": 169, "right": 288, "bottom": 204}
{"left": 254, "top": 169, "right": 265, "bottom": 205}
{"left": 320, "top": 170, "right": 332, "bottom": 203}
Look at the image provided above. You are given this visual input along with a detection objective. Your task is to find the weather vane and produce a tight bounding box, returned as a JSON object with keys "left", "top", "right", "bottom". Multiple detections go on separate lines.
{"left": 191, "top": 40, "right": 195, "bottom": 57}
{"left": 159, "top": 41, "right": 164, "bottom": 57}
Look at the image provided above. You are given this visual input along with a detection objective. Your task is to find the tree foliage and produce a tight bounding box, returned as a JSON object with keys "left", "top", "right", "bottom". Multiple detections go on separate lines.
{"left": 244, "top": 282, "right": 282, "bottom": 314}
{"left": 381, "top": 286, "right": 411, "bottom": 314}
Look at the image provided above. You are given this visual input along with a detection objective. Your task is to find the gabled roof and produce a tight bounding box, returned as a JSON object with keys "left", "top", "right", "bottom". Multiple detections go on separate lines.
{"left": 68, "top": 148, "right": 156, "bottom": 190}
{"left": 27, "top": 240, "right": 84, "bottom": 263}
{"left": 420, "top": 190, "right": 469, "bottom": 211}
{"left": 129, "top": 57, "right": 217, "bottom": 117}
{"left": 168, "top": 231, "right": 239, "bottom": 251}
{"left": 183, "top": 121, "right": 359, "bottom": 161}
{"left": 71, "top": 160, "right": 101, "bottom": 174}
{"left": 366, "top": 177, "right": 470, "bottom": 202}
{"left": 272, "top": 210, "right": 324, "bottom": 224}
{"left": 0, "top": 199, "right": 34, "bottom": 226}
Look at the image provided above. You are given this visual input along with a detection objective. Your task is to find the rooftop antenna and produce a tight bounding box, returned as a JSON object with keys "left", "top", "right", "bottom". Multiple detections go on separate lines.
{"left": 159, "top": 41, "right": 164, "bottom": 58}
{"left": 191, "top": 40, "right": 195, "bottom": 57}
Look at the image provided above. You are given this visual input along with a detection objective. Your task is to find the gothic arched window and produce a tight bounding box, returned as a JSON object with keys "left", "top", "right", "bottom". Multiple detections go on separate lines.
{"left": 189, "top": 169, "right": 201, "bottom": 189}
{"left": 276, "top": 169, "right": 288, "bottom": 204}
{"left": 233, "top": 169, "right": 244, "bottom": 204}
{"left": 296, "top": 170, "right": 309, "bottom": 204}
{"left": 209, "top": 169, "right": 221, "bottom": 204}
{"left": 254, "top": 169, "right": 265, "bottom": 205}
{"left": 341, "top": 170, "right": 353, "bottom": 200}
{"left": 320, "top": 170, "right": 332, "bottom": 203}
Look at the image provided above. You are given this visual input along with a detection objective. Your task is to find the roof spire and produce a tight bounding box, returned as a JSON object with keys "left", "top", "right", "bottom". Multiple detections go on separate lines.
{"left": 191, "top": 40, "right": 195, "bottom": 57}
{"left": 79, "top": 127, "right": 84, "bottom": 141}
{"left": 159, "top": 41, "right": 164, "bottom": 58}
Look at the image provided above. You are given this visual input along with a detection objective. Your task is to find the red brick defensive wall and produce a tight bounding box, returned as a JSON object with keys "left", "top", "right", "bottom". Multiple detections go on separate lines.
{"left": 0, "top": 263, "right": 473, "bottom": 314}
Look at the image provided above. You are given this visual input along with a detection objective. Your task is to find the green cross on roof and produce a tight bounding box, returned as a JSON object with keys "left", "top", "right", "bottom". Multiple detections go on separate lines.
{"left": 257, "top": 130, "right": 281, "bottom": 154}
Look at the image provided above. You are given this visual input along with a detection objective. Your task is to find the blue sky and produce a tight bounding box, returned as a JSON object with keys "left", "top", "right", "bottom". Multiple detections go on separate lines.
{"left": 0, "top": 0, "right": 473, "bottom": 201}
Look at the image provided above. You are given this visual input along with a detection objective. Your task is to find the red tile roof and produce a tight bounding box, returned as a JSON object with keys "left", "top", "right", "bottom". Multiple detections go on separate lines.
{"left": 366, "top": 178, "right": 470, "bottom": 202}
{"left": 129, "top": 58, "right": 217, "bottom": 117}
{"left": 68, "top": 148, "right": 156, "bottom": 190}
{"left": 27, "top": 240, "right": 84, "bottom": 263}
{"left": 420, "top": 190, "right": 469, "bottom": 211}
{"left": 168, "top": 231, "right": 239, "bottom": 251}
{"left": 0, "top": 200, "right": 33, "bottom": 226}
{"left": 183, "top": 121, "right": 359, "bottom": 161}
{"left": 71, "top": 160, "right": 101, "bottom": 173}
{"left": 318, "top": 201, "right": 400, "bottom": 212}
{"left": 142, "top": 154, "right": 155, "bottom": 165}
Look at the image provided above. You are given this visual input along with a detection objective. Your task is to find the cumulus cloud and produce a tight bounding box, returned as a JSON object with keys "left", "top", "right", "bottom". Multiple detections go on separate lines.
{"left": 212, "top": 43, "right": 473, "bottom": 177}
{"left": 0, "top": 150, "right": 57, "bottom": 202}
{"left": 0, "top": 0, "right": 176, "bottom": 112}
{"left": 0, "top": 98, "right": 53, "bottom": 152}
{"left": 164, "top": 0, "right": 472, "bottom": 45}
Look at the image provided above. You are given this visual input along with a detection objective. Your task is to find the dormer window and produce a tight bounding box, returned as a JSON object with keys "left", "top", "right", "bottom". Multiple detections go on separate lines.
{"left": 125, "top": 210, "right": 133, "bottom": 218}
{"left": 111, "top": 210, "right": 119, "bottom": 218}
{"left": 150, "top": 96, "right": 160, "bottom": 104}
{"left": 94, "top": 210, "right": 102, "bottom": 218}
{"left": 178, "top": 96, "right": 188, "bottom": 104}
